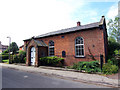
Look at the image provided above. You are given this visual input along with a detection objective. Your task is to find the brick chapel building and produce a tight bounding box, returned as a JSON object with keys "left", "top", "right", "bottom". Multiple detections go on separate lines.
{"left": 23, "top": 16, "right": 108, "bottom": 66}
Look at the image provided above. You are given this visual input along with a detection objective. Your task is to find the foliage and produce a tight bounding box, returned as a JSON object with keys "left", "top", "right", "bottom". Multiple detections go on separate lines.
{"left": 8, "top": 42, "right": 19, "bottom": 55}
{"left": 12, "top": 51, "right": 26, "bottom": 63}
{"left": 108, "top": 57, "right": 120, "bottom": 66}
{"left": 12, "top": 54, "right": 20, "bottom": 63}
{"left": 2, "top": 59, "right": 9, "bottom": 63}
{"left": 1, "top": 49, "right": 9, "bottom": 55}
{"left": 39, "top": 56, "right": 64, "bottom": 66}
{"left": 107, "top": 16, "right": 120, "bottom": 43}
{"left": 0, "top": 55, "right": 9, "bottom": 60}
{"left": 18, "top": 50, "right": 26, "bottom": 63}
{"left": 24, "top": 57, "right": 26, "bottom": 63}
{"left": 102, "top": 63, "right": 118, "bottom": 74}
{"left": 114, "top": 49, "right": 120, "bottom": 56}
{"left": 69, "top": 61, "right": 101, "bottom": 73}
{"left": 107, "top": 40, "right": 120, "bottom": 59}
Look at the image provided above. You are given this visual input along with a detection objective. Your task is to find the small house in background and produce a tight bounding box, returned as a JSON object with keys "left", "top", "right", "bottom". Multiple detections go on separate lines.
{"left": 0, "top": 41, "right": 8, "bottom": 54}
{"left": 19, "top": 45, "right": 24, "bottom": 51}
{"left": 23, "top": 16, "right": 108, "bottom": 67}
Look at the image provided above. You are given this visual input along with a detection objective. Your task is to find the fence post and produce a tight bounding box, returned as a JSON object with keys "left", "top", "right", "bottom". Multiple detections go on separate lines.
{"left": 100, "top": 54, "right": 103, "bottom": 71}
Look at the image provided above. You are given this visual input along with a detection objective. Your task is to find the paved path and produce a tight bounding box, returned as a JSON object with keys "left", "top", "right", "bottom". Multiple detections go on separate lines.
{"left": 1, "top": 63, "right": 119, "bottom": 88}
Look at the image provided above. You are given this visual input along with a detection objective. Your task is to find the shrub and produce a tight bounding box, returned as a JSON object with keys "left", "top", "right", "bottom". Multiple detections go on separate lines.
{"left": 70, "top": 61, "right": 101, "bottom": 73}
{"left": 39, "top": 56, "right": 64, "bottom": 66}
{"left": 78, "top": 61, "right": 101, "bottom": 73}
{"left": 108, "top": 57, "right": 119, "bottom": 66}
{"left": 72, "top": 63, "right": 79, "bottom": 69}
{"left": 12, "top": 54, "right": 20, "bottom": 63}
{"left": 114, "top": 49, "right": 120, "bottom": 56}
{"left": 18, "top": 50, "right": 26, "bottom": 63}
{"left": 1, "top": 49, "right": 9, "bottom": 55}
{"left": 2, "top": 59, "right": 9, "bottom": 63}
{"left": 102, "top": 63, "right": 118, "bottom": 74}
{"left": 24, "top": 57, "right": 26, "bottom": 63}
{"left": 0, "top": 55, "right": 9, "bottom": 60}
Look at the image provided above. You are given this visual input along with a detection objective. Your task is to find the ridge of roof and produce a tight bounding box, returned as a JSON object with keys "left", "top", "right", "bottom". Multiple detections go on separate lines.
{"left": 35, "top": 22, "right": 100, "bottom": 39}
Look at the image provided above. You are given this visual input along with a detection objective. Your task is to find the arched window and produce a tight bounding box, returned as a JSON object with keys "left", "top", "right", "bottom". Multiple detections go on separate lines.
{"left": 49, "top": 40, "right": 54, "bottom": 56}
{"left": 62, "top": 51, "right": 66, "bottom": 57}
{"left": 75, "top": 37, "right": 84, "bottom": 57}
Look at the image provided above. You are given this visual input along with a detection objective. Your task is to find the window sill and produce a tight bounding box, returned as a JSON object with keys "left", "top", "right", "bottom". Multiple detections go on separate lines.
{"left": 75, "top": 56, "right": 85, "bottom": 58}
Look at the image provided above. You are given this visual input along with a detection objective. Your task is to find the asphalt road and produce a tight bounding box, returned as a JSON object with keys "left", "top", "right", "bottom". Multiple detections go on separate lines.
{"left": 2, "top": 67, "right": 108, "bottom": 88}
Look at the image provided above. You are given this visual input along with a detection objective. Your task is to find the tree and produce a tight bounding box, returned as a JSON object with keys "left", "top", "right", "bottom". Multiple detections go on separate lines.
{"left": 107, "top": 16, "right": 120, "bottom": 43}
{"left": 107, "top": 40, "right": 120, "bottom": 59}
{"left": 8, "top": 42, "right": 19, "bottom": 55}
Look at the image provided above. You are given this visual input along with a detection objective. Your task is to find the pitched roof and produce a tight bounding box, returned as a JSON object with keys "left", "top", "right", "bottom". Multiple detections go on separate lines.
{"left": 24, "top": 16, "right": 105, "bottom": 41}
{"left": 34, "top": 40, "right": 48, "bottom": 47}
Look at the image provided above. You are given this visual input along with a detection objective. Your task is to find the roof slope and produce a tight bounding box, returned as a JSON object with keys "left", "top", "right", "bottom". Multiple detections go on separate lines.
{"left": 35, "top": 22, "right": 100, "bottom": 39}
{"left": 34, "top": 40, "right": 48, "bottom": 47}
{"left": 24, "top": 16, "right": 105, "bottom": 41}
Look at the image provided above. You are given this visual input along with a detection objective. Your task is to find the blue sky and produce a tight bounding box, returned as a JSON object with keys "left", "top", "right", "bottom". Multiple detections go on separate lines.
{"left": 71, "top": 2, "right": 117, "bottom": 24}
{"left": 0, "top": 0, "right": 118, "bottom": 46}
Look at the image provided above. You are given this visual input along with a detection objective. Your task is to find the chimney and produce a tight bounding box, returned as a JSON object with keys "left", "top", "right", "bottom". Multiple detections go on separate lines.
{"left": 102, "top": 16, "right": 105, "bottom": 18}
{"left": 77, "top": 21, "right": 81, "bottom": 26}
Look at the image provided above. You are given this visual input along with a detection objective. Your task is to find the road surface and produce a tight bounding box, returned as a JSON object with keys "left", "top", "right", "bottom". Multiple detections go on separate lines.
{"left": 2, "top": 67, "right": 108, "bottom": 88}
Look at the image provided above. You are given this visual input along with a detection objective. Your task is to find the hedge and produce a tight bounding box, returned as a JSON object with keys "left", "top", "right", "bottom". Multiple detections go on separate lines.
{"left": 39, "top": 56, "right": 64, "bottom": 66}
{"left": 0, "top": 55, "right": 9, "bottom": 60}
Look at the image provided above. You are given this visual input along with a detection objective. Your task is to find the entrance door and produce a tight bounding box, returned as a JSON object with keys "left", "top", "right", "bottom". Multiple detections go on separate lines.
{"left": 31, "top": 47, "right": 36, "bottom": 65}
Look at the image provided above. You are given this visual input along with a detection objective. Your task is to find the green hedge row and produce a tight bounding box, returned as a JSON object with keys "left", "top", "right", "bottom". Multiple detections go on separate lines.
{"left": 39, "top": 56, "right": 64, "bottom": 66}
{"left": 0, "top": 55, "right": 9, "bottom": 60}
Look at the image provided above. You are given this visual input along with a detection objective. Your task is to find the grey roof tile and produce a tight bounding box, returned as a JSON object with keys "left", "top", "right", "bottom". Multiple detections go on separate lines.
{"left": 34, "top": 40, "right": 48, "bottom": 47}
{"left": 35, "top": 22, "right": 100, "bottom": 39}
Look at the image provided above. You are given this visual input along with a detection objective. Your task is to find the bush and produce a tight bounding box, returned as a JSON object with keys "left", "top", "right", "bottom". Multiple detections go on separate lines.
{"left": 114, "top": 49, "right": 120, "bottom": 56}
{"left": 2, "top": 59, "right": 9, "bottom": 63}
{"left": 70, "top": 61, "right": 101, "bottom": 73}
{"left": 18, "top": 50, "right": 26, "bottom": 63}
{"left": 24, "top": 57, "right": 26, "bottom": 63}
{"left": 102, "top": 63, "right": 118, "bottom": 74}
{"left": 12, "top": 51, "right": 26, "bottom": 63}
{"left": 0, "top": 55, "right": 9, "bottom": 60}
{"left": 107, "top": 57, "right": 119, "bottom": 66}
{"left": 1, "top": 49, "right": 9, "bottom": 55}
{"left": 39, "top": 56, "right": 64, "bottom": 66}
{"left": 12, "top": 54, "right": 20, "bottom": 63}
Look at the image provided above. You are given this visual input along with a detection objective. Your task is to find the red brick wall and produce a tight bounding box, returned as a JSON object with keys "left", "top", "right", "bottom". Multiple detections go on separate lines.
{"left": 24, "top": 27, "right": 106, "bottom": 66}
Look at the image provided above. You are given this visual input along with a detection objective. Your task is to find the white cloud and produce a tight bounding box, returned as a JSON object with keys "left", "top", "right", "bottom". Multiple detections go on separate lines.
{"left": 0, "top": 0, "right": 118, "bottom": 47}
{"left": 0, "top": 0, "right": 85, "bottom": 46}
{"left": 106, "top": 2, "right": 118, "bottom": 33}
{"left": 106, "top": 3, "right": 118, "bottom": 19}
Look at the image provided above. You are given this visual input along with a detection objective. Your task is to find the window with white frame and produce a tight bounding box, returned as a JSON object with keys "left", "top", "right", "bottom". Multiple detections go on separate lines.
{"left": 75, "top": 37, "right": 84, "bottom": 57}
{"left": 49, "top": 40, "right": 54, "bottom": 56}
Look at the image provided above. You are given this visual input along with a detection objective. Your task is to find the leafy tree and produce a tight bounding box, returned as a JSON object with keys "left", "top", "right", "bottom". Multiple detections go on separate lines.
{"left": 8, "top": 42, "right": 19, "bottom": 55}
{"left": 107, "top": 39, "right": 120, "bottom": 59}
{"left": 108, "top": 36, "right": 116, "bottom": 43}
{"left": 107, "top": 16, "right": 120, "bottom": 43}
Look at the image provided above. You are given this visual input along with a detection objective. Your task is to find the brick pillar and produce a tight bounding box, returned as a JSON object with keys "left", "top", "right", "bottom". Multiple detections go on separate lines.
{"left": 35, "top": 47, "right": 39, "bottom": 67}
{"left": 26, "top": 47, "right": 31, "bottom": 66}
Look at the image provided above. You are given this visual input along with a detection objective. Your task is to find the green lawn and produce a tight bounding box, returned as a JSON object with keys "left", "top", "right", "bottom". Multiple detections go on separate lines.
{"left": 2, "top": 59, "right": 9, "bottom": 63}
